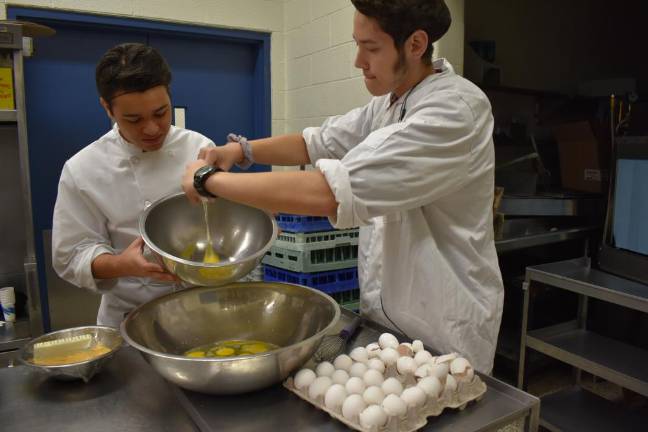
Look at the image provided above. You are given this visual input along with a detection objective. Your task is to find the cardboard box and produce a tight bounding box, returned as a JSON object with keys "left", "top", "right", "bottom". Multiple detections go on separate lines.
{"left": 554, "top": 121, "right": 610, "bottom": 193}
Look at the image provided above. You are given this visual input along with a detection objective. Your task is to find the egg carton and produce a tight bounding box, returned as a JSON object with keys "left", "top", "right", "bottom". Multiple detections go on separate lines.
{"left": 283, "top": 336, "right": 487, "bottom": 432}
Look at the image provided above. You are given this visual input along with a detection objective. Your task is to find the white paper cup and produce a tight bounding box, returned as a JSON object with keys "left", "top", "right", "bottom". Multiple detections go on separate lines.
{"left": 0, "top": 287, "right": 16, "bottom": 322}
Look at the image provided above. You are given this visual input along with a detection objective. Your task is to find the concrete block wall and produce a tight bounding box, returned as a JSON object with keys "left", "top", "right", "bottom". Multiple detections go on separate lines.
{"left": 1, "top": 0, "right": 464, "bottom": 147}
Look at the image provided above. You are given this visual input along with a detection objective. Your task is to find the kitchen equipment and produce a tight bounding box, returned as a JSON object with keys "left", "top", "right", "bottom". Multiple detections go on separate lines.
{"left": 313, "top": 316, "right": 362, "bottom": 362}
{"left": 18, "top": 326, "right": 123, "bottom": 382}
{"left": 140, "top": 192, "right": 278, "bottom": 286}
{"left": 121, "top": 281, "right": 340, "bottom": 394}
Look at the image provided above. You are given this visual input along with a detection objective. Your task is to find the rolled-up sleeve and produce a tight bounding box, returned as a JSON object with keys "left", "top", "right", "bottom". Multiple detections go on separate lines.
{"left": 317, "top": 95, "right": 476, "bottom": 228}
{"left": 303, "top": 101, "right": 376, "bottom": 164}
{"left": 52, "top": 163, "right": 115, "bottom": 292}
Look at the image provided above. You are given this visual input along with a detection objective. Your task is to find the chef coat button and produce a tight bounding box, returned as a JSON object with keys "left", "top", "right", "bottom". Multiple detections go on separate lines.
{"left": 167, "top": 150, "right": 174, "bottom": 157}
{"left": 131, "top": 156, "right": 140, "bottom": 165}
{"left": 144, "top": 200, "right": 152, "bottom": 208}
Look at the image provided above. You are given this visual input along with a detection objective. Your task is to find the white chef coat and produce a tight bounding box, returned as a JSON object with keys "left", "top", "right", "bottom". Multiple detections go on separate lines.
{"left": 303, "top": 59, "right": 504, "bottom": 373}
{"left": 52, "top": 124, "right": 214, "bottom": 328}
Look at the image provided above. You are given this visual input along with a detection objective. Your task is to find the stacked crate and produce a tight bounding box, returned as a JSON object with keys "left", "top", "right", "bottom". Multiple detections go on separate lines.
{"left": 263, "top": 214, "right": 360, "bottom": 312}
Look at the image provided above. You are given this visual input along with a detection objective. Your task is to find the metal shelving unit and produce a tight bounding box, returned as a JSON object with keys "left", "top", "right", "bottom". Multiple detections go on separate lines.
{"left": 518, "top": 257, "right": 648, "bottom": 431}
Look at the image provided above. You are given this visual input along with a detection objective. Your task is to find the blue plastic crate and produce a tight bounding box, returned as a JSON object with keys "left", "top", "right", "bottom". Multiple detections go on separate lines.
{"left": 276, "top": 213, "right": 333, "bottom": 233}
{"left": 263, "top": 265, "right": 358, "bottom": 295}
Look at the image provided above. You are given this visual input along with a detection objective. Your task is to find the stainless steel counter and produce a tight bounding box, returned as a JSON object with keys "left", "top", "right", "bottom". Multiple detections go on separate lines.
{"left": 0, "top": 310, "right": 539, "bottom": 431}
{"left": 176, "top": 310, "right": 540, "bottom": 431}
{"left": 0, "top": 347, "right": 198, "bottom": 432}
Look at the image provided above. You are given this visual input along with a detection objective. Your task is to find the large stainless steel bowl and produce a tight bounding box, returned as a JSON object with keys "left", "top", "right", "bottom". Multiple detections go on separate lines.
{"left": 140, "top": 192, "right": 278, "bottom": 286}
{"left": 18, "top": 326, "right": 123, "bottom": 382}
{"left": 121, "top": 282, "right": 340, "bottom": 394}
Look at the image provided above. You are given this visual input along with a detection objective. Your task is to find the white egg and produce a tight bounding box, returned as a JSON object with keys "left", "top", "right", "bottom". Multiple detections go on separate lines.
{"left": 294, "top": 368, "right": 316, "bottom": 390}
{"left": 444, "top": 374, "right": 458, "bottom": 394}
{"left": 331, "top": 369, "right": 350, "bottom": 385}
{"left": 396, "top": 356, "right": 417, "bottom": 375}
{"left": 379, "top": 347, "right": 399, "bottom": 366}
{"left": 349, "top": 347, "right": 369, "bottom": 363}
{"left": 414, "top": 350, "right": 434, "bottom": 366}
{"left": 345, "top": 376, "right": 366, "bottom": 395}
{"left": 333, "top": 354, "right": 353, "bottom": 372}
{"left": 397, "top": 343, "right": 413, "bottom": 357}
{"left": 359, "top": 405, "right": 388, "bottom": 429}
{"left": 308, "top": 376, "right": 332, "bottom": 400}
{"left": 367, "top": 358, "right": 385, "bottom": 374}
{"left": 315, "top": 361, "right": 335, "bottom": 377}
{"left": 342, "top": 394, "right": 367, "bottom": 421}
{"left": 363, "top": 385, "right": 385, "bottom": 405}
{"left": 324, "top": 384, "right": 348, "bottom": 411}
{"left": 428, "top": 363, "right": 450, "bottom": 383}
{"left": 418, "top": 376, "right": 442, "bottom": 398}
{"left": 381, "top": 377, "right": 403, "bottom": 396}
{"left": 450, "top": 357, "right": 475, "bottom": 382}
{"left": 366, "top": 342, "right": 381, "bottom": 358}
{"left": 414, "top": 364, "right": 430, "bottom": 379}
{"left": 349, "top": 361, "right": 368, "bottom": 378}
{"left": 382, "top": 393, "right": 408, "bottom": 417}
{"left": 401, "top": 386, "right": 427, "bottom": 408}
{"left": 378, "top": 333, "right": 399, "bottom": 349}
{"left": 363, "top": 369, "right": 385, "bottom": 387}
{"left": 412, "top": 339, "right": 424, "bottom": 353}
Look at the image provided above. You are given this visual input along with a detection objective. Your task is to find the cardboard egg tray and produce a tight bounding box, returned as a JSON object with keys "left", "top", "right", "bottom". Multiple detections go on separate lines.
{"left": 284, "top": 370, "right": 487, "bottom": 432}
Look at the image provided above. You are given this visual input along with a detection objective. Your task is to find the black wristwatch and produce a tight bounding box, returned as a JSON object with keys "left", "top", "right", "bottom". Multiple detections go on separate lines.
{"left": 193, "top": 165, "right": 221, "bottom": 198}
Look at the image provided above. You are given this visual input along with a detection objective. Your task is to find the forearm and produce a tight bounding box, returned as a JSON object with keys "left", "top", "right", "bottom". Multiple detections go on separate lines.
{"left": 205, "top": 170, "right": 337, "bottom": 217}
{"left": 91, "top": 253, "right": 124, "bottom": 279}
{"left": 249, "top": 134, "right": 311, "bottom": 166}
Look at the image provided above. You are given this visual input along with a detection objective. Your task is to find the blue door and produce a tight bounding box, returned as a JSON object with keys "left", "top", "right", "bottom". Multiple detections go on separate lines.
{"left": 8, "top": 7, "right": 271, "bottom": 330}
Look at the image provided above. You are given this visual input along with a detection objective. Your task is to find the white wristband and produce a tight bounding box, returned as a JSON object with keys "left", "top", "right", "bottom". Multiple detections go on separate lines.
{"left": 227, "top": 133, "right": 254, "bottom": 170}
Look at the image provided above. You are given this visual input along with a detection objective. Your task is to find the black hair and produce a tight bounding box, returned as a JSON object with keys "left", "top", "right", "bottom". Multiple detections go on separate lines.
{"left": 351, "top": 0, "right": 451, "bottom": 65}
{"left": 95, "top": 42, "right": 171, "bottom": 104}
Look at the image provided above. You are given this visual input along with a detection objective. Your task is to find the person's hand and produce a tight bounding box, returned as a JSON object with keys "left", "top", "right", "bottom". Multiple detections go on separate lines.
{"left": 117, "top": 237, "right": 178, "bottom": 282}
{"left": 198, "top": 141, "right": 243, "bottom": 171}
{"left": 182, "top": 159, "right": 210, "bottom": 204}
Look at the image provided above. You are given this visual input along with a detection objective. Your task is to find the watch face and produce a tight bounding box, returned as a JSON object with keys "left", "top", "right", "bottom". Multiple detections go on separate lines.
{"left": 194, "top": 165, "right": 218, "bottom": 198}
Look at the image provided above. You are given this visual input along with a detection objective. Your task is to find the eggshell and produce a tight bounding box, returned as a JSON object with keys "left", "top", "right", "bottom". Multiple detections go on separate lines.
{"left": 349, "top": 361, "right": 368, "bottom": 378}
{"left": 382, "top": 393, "right": 408, "bottom": 417}
{"left": 350, "top": 347, "right": 369, "bottom": 364}
{"left": 345, "top": 376, "right": 366, "bottom": 395}
{"left": 414, "top": 364, "right": 430, "bottom": 379}
{"left": 428, "top": 363, "right": 450, "bottom": 383}
{"left": 294, "top": 368, "right": 316, "bottom": 390}
{"left": 331, "top": 369, "right": 350, "bottom": 385}
{"left": 450, "top": 357, "right": 475, "bottom": 382}
{"left": 378, "top": 333, "right": 399, "bottom": 349}
{"left": 359, "top": 405, "right": 388, "bottom": 429}
{"left": 436, "top": 352, "right": 459, "bottom": 364}
{"left": 315, "top": 361, "right": 335, "bottom": 377}
{"left": 308, "top": 376, "right": 332, "bottom": 400}
{"left": 379, "top": 347, "right": 399, "bottom": 366}
{"left": 363, "top": 385, "right": 385, "bottom": 405}
{"left": 381, "top": 377, "right": 403, "bottom": 396}
{"left": 418, "top": 376, "right": 442, "bottom": 398}
{"left": 401, "top": 386, "right": 427, "bottom": 408}
{"left": 342, "top": 394, "right": 367, "bottom": 421}
{"left": 324, "top": 384, "right": 348, "bottom": 411}
{"left": 411, "top": 340, "right": 424, "bottom": 353}
{"left": 363, "top": 369, "right": 385, "bottom": 387}
{"left": 397, "top": 343, "right": 413, "bottom": 357}
{"left": 333, "top": 354, "right": 353, "bottom": 372}
{"left": 414, "top": 350, "right": 434, "bottom": 366}
{"left": 366, "top": 343, "right": 381, "bottom": 358}
{"left": 396, "top": 356, "right": 417, "bottom": 375}
{"left": 367, "top": 358, "right": 385, "bottom": 374}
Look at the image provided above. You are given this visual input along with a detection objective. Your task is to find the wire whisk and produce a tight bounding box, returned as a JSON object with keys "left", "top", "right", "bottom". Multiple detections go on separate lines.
{"left": 314, "top": 316, "right": 362, "bottom": 363}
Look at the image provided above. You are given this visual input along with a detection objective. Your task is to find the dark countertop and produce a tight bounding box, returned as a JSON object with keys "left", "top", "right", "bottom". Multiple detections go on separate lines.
{"left": 0, "top": 309, "right": 539, "bottom": 431}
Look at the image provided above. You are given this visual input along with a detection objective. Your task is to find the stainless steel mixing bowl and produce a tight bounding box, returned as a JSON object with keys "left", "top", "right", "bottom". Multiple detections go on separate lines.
{"left": 18, "top": 326, "right": 123, "bottom": 382}
{"left": 140, "top": 192, "right": 278, "bottom": 286}
{"left": 121, "top": 282, "right": 340, "bottom": 394}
